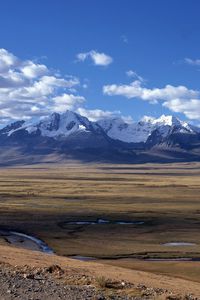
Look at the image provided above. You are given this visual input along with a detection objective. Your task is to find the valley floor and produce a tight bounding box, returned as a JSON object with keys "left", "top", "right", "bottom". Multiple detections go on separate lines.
{"left": 0, "top": 162, "right": 200, "bottom": 298}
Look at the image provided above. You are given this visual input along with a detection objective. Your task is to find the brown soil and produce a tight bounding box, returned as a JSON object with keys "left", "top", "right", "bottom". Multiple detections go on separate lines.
{"left": 0, "top": 244, "right": 199, "bottom": 299}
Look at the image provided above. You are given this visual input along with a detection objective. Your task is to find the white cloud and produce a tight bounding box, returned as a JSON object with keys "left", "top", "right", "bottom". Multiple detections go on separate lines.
{"left": 126, "top": 70, "right": 144, "bottom": 82}
{"left": 163, "top": 98, "right": 200, "bottom": 120}
{"left": 0, "top": 49, "right": 18, "bottom": 73}
{"left": 0, "top": 49, "right": 134, "bottom": 125}
{"left": 126, "top": 70, "right": 136, "bottom": 77}
{"left": 76, "top": 50, "right": 113, "bottom": 66}
{"left": 103, "top": 79, "right": 200, "bottom": 120}
{"left": 184, "top": 58, "right": 200, "bottom": 66}
{"left": 77, "top": 52, "right": 88, "bottom": 62}
{"left": 0, "top": 71, "right": 29, "bottom": 88}
{"left": 76, "top": 107, "right": 133, "bottom": 123}
{"left": 52, "top": 94, "right": 85, "bottom": 113}
{"left": 103, "top": 80, "right": 198, "bottom": 101}
{"left": 76, "top": 108, "right": 120, "bottom": 121}
{"left": 0, "top": 48, "right": 82, "bottom": 123}
{"left": 20, "top": 61, "right": 49, "bottom": 78}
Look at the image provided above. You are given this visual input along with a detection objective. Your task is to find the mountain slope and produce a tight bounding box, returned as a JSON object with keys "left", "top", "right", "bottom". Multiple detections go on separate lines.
{"left": 0, "top": 110, "right": 200, "bottom": 164}
{"left": 97, "top": 115, "right": 199, "bottom": 144}
{"left": 2, "top": 111, "right": 103, "bottom": 139}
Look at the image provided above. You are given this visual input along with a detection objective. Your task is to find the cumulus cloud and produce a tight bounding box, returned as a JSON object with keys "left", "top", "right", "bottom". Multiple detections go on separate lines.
{"left": 76, "top": 107, "right": 133, "bottom": 123}
{"left": 0, "top": 49, "right": 134, "bottom": 125}
{"left": 76, "top": 108, "right": 121, "bottom": 121}
{"left": 77, "top": 107, "right": 121, "bottom": 122}
{"left": 103, "top": 80, "right": 198, "bottom": 101}
{"left": 184, "top": 58, "right": 200, "bottom": 66}
{"left": 103, "top": 79, "right": 200, "bottom": 120}
{"left": 163, "top": 98, "right": 200, "bottom": 120}
{"left": 0, "top": 49, "right": 18, "bottom": 73}
{"left": 20, "top": 61, "right": 49, "bottom": 78}
{"left": 52, "top": 94, "right": 85, "bottom": 113}
{"left": 76, "top": 50, "right": 113, "bottom": 66}
{"left": 0, "top": 49, "right": 82, "bottom": 123}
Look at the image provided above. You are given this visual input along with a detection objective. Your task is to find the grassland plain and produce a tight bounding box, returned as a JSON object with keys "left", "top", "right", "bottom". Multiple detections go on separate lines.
{"left": 0, "top": 162, "right": 200, "bottom": 283}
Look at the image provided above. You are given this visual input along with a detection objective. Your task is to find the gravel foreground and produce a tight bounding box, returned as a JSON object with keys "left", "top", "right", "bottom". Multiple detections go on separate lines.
{"left": 0, "top": 262, "right": 198, "bottom": 300}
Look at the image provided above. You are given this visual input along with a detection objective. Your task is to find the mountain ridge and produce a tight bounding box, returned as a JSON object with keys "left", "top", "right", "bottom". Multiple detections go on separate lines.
{"left": 0, "top": 110, "right": 200, "bottom": 164}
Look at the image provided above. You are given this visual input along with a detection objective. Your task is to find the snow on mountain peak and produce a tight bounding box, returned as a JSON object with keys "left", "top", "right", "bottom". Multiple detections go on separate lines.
{"left": 97, "top": 114, "right": 197, "bottom": 143}
{"left": 153, "top": 115, "right": 181, "bottom": 126}
{"left": 35, "top": 110, "right": 93, "bottom": 138}
{"left": 4, "top": 110, "right": 94, "bottom": 139}
{"left": 141, "top": 116, "right": 155, "bottom": 123}
{"left": 1, "top": 110, "right": 198, "bottom": 144}
{"left": 97, "top": 117, "right": 153, "bottom": 143}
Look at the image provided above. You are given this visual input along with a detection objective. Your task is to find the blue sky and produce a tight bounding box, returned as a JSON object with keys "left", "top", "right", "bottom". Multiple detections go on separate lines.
{"left": 0, "top": 0, "right": 200, "bottom": 125}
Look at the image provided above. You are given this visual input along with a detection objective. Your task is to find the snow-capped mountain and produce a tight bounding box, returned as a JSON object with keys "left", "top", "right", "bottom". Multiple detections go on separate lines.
{"left": 97, "top": 115, "right": 198, "bottom": 144}
{"left": 3, "top": 110, "right": 103, "bottom": 139}
{"left": 0, "top": 120, "right": 25, "bottom": 136}
{"left": 0, "top": 110, "right": 199, "bottom": 144}
{"left": 0, "top": 110, "right": 200, "bottom": 164}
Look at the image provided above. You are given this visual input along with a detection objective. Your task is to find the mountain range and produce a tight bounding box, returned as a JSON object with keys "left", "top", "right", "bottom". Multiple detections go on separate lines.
{"left": 0, "top": 110, "right": 200, "bottom": 165}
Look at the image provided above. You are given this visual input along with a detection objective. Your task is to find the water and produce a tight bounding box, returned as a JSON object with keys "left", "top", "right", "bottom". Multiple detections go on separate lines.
{"left": 66, "top": 218, "right": 144, "bottom": 225}
{"left": 0, "top": 230, "right": 53, "bottom": 254}
{"left": 146, "top": 258, "right": 195, "bottom": 262}
{"left": 162, "top": 242, "right": 196, "bottom": 247}
{"left": 70, "top": 255, "right": 97, "bottom": 261}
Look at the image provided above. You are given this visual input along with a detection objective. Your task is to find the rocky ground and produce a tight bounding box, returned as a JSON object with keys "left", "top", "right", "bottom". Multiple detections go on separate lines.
{"left": 0, "top": 244, "right": 199, "bottom": 299}
{"left": 0, "top": 262, "right": 197, "bottom": 300}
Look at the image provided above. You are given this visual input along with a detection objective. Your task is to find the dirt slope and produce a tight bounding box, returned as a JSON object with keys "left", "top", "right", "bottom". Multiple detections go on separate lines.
{"left": 0, "top": 244, "right": 199, "bottom": 299}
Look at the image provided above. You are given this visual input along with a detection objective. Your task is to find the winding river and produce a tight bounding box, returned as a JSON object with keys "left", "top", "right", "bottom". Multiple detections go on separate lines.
{"left": 0, "top": 230, "right": 53, "bottom": 254}
{"left": 0, "top": 222, "right": 198, "bottom": 262}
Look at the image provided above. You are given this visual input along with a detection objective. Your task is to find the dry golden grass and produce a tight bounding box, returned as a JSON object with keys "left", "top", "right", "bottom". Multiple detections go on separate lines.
{"left": 0, "top": 162, "right": 200, "bottom": 282}
{"left": 1, "top": 244, "right": 200, "bottom": 297}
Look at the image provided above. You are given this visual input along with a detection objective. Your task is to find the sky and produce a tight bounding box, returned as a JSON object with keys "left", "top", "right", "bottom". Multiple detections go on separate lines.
{"left": 0, "top": 0, "right": 200, "bottom": 126}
